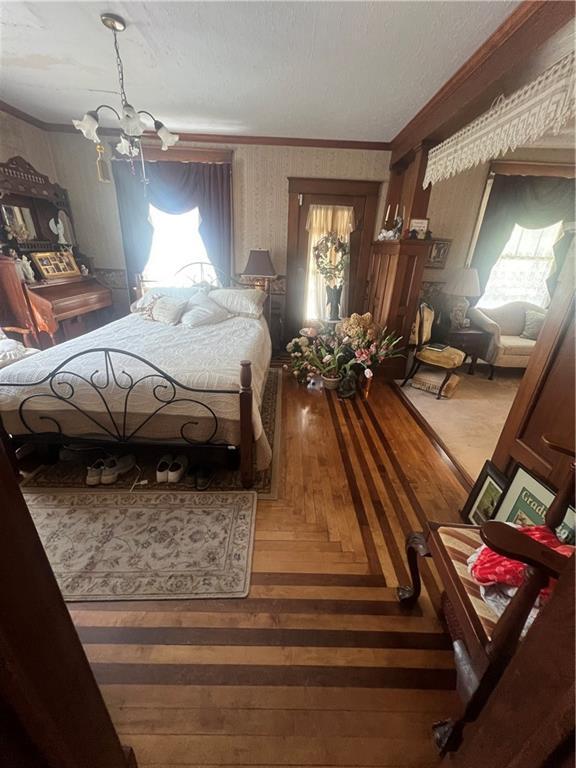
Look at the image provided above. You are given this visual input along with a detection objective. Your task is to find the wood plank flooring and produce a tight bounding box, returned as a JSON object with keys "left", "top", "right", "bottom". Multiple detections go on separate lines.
{"left": 69, "top": 374, "right": 467, "bottom": 767}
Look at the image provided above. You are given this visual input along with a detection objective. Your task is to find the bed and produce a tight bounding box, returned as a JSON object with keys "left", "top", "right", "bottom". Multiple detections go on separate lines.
{"left": 0, "top": 279, "right": 272, "bottom": 488}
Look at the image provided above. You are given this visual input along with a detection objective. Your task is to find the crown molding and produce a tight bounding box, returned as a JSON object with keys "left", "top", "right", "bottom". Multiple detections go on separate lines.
{"left": 0, "top": 101, "right": 391, "bottom": 151}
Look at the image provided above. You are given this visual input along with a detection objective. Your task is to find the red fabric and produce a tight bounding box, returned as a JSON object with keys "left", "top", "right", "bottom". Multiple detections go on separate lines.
{"left": 471, "top": 525, "right": 573, "bottom": 600}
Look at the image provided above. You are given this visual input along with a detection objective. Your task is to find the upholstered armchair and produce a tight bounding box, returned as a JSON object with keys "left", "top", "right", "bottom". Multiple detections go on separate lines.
{"left": 468, "top": 301, "right": 546, "bottom": 379}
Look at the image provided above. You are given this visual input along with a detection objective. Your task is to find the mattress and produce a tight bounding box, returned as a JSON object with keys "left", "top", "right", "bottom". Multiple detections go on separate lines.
{"left": 0, "top": 313, "right": 272, "bottom": 469}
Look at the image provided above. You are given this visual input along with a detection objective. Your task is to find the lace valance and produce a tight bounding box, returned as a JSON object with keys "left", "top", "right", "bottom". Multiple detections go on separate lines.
{"left": 423, "top": 52, "right": 575, "bottom": 188}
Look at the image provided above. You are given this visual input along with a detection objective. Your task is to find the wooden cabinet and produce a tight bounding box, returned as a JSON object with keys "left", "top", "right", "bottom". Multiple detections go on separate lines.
{"left": 366, "top": 239, "right": 431, "bottom": 378}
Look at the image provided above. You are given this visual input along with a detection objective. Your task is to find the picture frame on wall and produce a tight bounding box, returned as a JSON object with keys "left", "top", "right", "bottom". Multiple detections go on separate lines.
{"left": 461, "top": 460, "right": 508, "bottom": 524}
{"left": 426, "top": 239, "right": 451, "bottom": 269}
{"left": 494, "top": 466, "right": 575, "bottom": 544}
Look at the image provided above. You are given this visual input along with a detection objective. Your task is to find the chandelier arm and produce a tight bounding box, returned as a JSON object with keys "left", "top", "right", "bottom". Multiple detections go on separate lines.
{"left": 95, "top": 104, "right": 122, "bottom": 120}
{"left": 137, "top": 110, "right": 156, "bottom": 123}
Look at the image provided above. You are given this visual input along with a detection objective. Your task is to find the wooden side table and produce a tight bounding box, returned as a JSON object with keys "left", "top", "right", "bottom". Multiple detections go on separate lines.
{"left": 443, "top": 328, "right": 490, "bottom": 375}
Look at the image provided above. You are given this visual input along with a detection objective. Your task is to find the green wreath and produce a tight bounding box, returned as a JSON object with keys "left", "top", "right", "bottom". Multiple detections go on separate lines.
{"left": 313, "top": 232, "right": 349, "bottom": 285}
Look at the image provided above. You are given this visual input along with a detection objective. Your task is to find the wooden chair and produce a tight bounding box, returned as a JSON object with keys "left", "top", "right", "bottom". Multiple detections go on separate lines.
{"left": 401, "top": 302, "right": 466, "bottom": 399}
{"left": 397, "top": 438, "right": 575, "bottom": 754}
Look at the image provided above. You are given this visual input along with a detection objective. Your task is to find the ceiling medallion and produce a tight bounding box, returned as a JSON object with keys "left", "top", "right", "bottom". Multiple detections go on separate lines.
{"left": 72, "top": 13, "right": 179, "bottom": 183}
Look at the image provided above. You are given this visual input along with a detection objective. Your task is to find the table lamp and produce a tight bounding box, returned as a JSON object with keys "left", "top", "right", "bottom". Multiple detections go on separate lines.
{"left": 442, "top": 267, "right": 481, "bottom": 329}
{"left": 242, "top": 249, "right": 277, "bottom": 321}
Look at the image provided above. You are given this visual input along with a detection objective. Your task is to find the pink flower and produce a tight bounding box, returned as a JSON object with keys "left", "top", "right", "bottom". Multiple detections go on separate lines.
{"left": 355, "top": 348, "right": 371, "bottom": 363}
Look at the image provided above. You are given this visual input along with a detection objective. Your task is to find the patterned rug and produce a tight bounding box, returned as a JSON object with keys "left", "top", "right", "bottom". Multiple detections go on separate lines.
{"left": 21, "top": 368, "right": 282, "bottom": 499}
{"left": 24, "top": 490, "right": 257, "bottom": 601}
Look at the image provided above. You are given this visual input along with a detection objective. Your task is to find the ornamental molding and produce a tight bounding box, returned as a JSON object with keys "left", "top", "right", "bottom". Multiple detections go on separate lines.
{"left": 423, "top": 52, "right": 575, "bottom": 188}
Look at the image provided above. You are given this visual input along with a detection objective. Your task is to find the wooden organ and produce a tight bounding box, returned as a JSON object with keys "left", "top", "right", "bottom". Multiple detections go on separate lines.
{"left": 0, "top": 156, "right": 112, "bottom": 347}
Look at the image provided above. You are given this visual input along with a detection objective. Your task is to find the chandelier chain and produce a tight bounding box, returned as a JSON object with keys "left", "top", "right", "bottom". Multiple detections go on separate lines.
{"left": 113, "top": 30, "right": 128, "bottom": 106}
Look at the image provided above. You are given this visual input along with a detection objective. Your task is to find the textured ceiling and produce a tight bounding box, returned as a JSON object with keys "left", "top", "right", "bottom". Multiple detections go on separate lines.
{"left": 0, "top": 1, "right": 520, "bottom": 141}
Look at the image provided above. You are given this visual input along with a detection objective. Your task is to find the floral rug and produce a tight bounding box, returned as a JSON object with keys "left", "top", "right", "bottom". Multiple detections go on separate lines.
{"left": 24, "top": 490, "right": 257, "bottom": 601}
{"left": 21, "top": 368, "right": 282, "bottom": 499}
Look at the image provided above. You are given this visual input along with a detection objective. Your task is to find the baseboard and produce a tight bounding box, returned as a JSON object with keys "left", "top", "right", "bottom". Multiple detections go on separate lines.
{"left": 391, "top": 381, "right": 473, "bottom": 491}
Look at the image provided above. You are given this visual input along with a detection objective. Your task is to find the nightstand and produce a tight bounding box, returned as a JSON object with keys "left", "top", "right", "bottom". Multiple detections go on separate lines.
{"left": 443, "top": 328, "right": 490, "bottom": 375}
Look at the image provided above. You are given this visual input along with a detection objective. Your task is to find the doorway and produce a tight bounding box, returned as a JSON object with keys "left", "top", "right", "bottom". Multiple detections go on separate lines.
{"left": 285, "top": 178, "right": 381, "bottom": 342}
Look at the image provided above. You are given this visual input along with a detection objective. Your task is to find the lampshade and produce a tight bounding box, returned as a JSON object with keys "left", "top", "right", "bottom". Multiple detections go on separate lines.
{"left": 242, "top": 249, "right": 276, "bottom": 278}
{"left": 443, "top": 267, "right": 481, "bottom": 297}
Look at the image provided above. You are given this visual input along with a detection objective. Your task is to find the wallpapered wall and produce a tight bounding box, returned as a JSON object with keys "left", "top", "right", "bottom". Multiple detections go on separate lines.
{"left": 0, "top": 111, "right": 390, "bottom": 296}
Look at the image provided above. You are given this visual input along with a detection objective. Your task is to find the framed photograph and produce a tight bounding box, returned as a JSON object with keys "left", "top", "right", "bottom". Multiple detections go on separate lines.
{"left": 31, "top": 250, "right": 80, "bottom": 280}
{"left": 461, "top": 460, "right": 508, "bottom": 524}
{"left": 494, "top": 466, "right": 575, "bottom": 544}
{"left": 409, "top": 218, "right": 429, "bottom": 239}
{"left": 426, "top": 239, "right": 451, "bottom": 269}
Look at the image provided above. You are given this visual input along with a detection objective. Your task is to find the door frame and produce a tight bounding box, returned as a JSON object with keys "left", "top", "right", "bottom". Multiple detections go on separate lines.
{"left": 0, "top": 447, "right": 137, "bottom": 768}
{"left": 286, "top": 177, "right": 382, "bottom": 341}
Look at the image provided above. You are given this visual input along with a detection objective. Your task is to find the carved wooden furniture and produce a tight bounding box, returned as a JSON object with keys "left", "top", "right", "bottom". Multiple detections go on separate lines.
{"left": 0, "top": 255, "right": 39, "bottom": 346}
{"left": 365, "top": 239, "right": 431, "bottom": 378}
{"left": 397, "top": 439, "right": 575, "bottom": 754}
{"left": 0, "top": 157, "right": 112, "bottom": 345}
{"left": 401, "top": 302, "right": 466, "bottom": 399}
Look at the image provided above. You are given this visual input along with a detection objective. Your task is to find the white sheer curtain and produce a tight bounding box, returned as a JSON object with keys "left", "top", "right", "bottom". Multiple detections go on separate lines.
{"left": 477, "top": 220, "right": 563, "bottom": 309}
{"left": 305, "top": 205, "right": 355, "bottom": 322}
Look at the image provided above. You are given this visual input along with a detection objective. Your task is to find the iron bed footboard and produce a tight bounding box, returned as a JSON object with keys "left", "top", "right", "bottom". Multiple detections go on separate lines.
{"left": 0, "top": 348, "right": 254, "bottom": 488}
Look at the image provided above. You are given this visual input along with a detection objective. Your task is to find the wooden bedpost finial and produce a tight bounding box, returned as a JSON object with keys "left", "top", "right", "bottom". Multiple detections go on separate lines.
{"left": 240, "top": 360, "right": 252, "bottom": 391}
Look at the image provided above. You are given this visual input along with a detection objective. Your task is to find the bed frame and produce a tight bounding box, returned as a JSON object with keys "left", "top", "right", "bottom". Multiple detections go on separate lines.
{"left": 0, "top": 263, "right": 259, "bottom": 487}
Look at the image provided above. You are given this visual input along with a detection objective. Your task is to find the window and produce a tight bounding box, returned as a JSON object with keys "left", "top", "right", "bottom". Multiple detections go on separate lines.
{"left": 143, "top": 205, "right": 216, "bottom": 285}
{"left": 477, "top": 221, "right": 563, "bottom": 309}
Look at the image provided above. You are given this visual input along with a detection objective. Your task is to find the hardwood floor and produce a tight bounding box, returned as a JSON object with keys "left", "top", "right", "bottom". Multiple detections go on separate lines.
{"left": 69, "top": 373, "right": 467, "bottom": 767}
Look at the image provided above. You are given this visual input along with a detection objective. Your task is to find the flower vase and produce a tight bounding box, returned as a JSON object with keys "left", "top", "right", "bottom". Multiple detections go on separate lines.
{"left": 321, "top": 374, "right": 341, "bottom": 390}
{"left": 362, "top": 376, "right": 372, "bottom": 400}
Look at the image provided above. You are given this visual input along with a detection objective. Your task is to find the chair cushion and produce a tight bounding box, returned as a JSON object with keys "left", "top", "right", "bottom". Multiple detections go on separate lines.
{"left": 436, "top": 526, "right": 498, "bottom": 640}
{"left": 499, "top": 335, "right": 537, "bottom": 356}
{"left": 416, "top": 346, "right": 466, "bottom": 368}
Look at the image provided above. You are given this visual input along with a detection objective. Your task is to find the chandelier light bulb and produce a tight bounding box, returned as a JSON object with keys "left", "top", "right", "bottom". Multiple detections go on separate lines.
{"left": 115, "top": 135, "right": 139, "bottom": 157}
{"left": 72, "top": 111, "right": 100, "bottom": 143}
{"left": 155, "top": 121, "right": 180, "bottom": 151}
{"left": 120, "top": 104, "right": 146, "bottom": 137}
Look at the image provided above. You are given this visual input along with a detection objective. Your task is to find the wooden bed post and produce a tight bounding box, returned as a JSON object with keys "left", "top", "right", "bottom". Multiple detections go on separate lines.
{"left": 239, "top": 360, "right": 254, "bottom": 488}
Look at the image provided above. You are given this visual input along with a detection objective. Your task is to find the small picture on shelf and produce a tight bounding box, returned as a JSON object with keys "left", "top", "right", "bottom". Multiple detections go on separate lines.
{"left": 408, "top": 218, "right": 429, "bottom": 239}
{"left": 31, "top": 250, "right": 80, "bottom": 280}
{"left": 461, "top": 460, "right": 508, "bottom": 524}
{"left": 426, "top": 239, "right": 451, "bottom": 269}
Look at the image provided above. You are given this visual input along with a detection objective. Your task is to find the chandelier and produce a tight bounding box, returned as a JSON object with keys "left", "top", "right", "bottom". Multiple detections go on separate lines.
{"left": 72, "top": 13, "right": 179, "bottom": 181}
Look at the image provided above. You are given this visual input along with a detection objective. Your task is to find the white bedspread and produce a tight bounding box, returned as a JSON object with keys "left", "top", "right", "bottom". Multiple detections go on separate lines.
{"left": 0, "top": 314, "right": 272, "bottom": 469}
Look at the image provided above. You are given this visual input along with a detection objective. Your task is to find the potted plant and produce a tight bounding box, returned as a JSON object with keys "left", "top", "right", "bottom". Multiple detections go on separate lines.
{"left": 285, "top": 314, "right": 403, "bottom": 397}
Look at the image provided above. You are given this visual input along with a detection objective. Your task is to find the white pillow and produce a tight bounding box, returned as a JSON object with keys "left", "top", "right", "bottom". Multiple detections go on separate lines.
{"left": 134, "top": 295, "right": 188, "bottom": 325}
{"left": 180, "top": 293, "right": 232, "bottom": 328}
{"left": 209, "top": 288, "right": 267, "bottom": 318}
{"left": 130, "top": 285, "right": 207, "bottom": 313}
{"left": 0, "top": 338, "right": 40, "bottom": 369}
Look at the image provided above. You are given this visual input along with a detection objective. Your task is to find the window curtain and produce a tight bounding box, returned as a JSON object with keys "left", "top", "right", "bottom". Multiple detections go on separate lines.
{"left": 471, "top": 174, "right": 575, "bottom": 295}
{"left": 305, "top": 205, "right": 355, "bottom": 322}
{"left": 112, "top": 162, "right": 153, "bottom": 280}
{"left": 113, "top": 160, "right": 232, "bottom": 285}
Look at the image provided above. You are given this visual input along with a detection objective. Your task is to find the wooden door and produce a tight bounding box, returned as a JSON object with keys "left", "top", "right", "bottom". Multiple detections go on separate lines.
{"left": 0, "top": 447, "right": 137, "bottom": 768}
{"left": 492, "top": 244, "right": 575, "bottom": 490}
{"left": 286, "top": 178, "right": 381, "bottom": 342}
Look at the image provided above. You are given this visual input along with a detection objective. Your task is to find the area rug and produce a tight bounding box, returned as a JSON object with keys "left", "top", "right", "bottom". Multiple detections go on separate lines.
{"left": 21, "top": 368, "right": 282, "bottom": 499}
{"left": 24, "top": 490, "right": 257, "bottom": 601}
{"left": 397, "top": 363, "right": 523, "bottom": 480}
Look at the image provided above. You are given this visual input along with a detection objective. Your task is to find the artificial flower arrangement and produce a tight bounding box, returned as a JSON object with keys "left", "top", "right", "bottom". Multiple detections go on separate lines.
{"left": 285, "top": 312, "right": 403, "bottom": 396}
